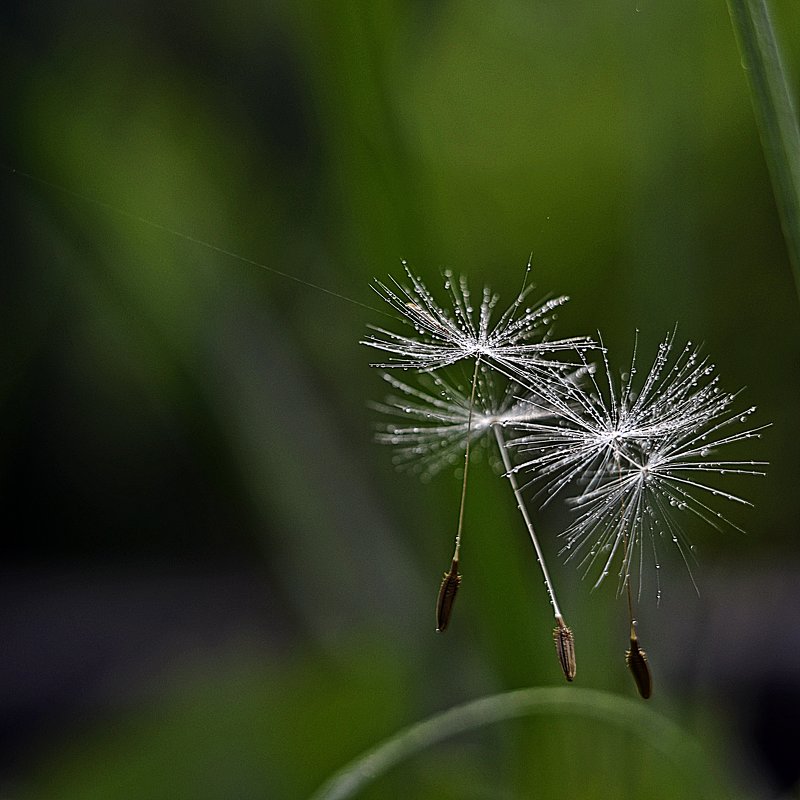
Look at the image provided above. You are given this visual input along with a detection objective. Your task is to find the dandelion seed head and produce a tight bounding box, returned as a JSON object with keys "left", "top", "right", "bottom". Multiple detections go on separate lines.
{"left": 373, "top": 369, "right": 556, "bottom": 478}
{"left": 508, "top": 329, "right": 769, "bottom": 596}
{"left": 361, "top": 263, "right": 594, "bottom": 377}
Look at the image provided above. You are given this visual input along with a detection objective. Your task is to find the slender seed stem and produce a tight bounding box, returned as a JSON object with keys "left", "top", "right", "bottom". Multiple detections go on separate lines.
{"left": 494, "top": 425, "right": 575, "bottom": 681}
{"left": 493, "top": 425, "right": 563, "bottom": 621}
{"left": 623, "top": 540, "right": 637, "bottom": 639}
{"left": 436, "top": 357, "right": 481, "bottom": 631}
{"left": 451, "top": 357, "right": 482, "bottom": 561}
{"left": 614, "top": 451, "right": 637, "bottom": 635}
{"left": 615, "top": 450, "right": 653, "bottom": 698}
{"left": 615, "top": 452, "right": 638, "bottom": 639}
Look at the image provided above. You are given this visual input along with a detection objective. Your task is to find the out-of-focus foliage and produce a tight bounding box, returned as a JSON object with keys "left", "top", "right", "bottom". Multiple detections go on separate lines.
{"left": 2, "top": 0, "right": 799, "bottom": 798}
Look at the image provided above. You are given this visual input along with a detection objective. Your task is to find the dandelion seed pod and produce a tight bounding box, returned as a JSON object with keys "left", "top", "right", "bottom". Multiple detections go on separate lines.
{"left": 625, "top": 637, "right": 653, "bottom": 699}
{"left": 436, "top": 559, "right": 461, "bottom": 632}
{"left": 553, "top": 617, "right": 576, "bottom": 682}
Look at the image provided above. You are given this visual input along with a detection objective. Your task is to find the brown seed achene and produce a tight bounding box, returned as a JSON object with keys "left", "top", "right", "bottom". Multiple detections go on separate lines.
{"left": 553, "top": 617, "right": 576, "bottom": 682}
{"left": 436, "top": 558, "right": 461, "bottom": 632}
{"left": 626, "top": 633, "right": 653, "bottom": 699}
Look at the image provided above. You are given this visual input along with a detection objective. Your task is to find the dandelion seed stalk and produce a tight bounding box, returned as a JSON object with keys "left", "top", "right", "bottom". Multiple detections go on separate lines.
{"left": 493, "top": 426, "right": 564, "bottom": 622}
{"left": 621, "top": 512, "right": 653, "bottom": 699}
{"left": 494, "top": 424, "right": 576, "bottom": 681}
{"left": 615, "top": 448, "right": 653, "bottom": 699}
{"left": 436, "top": 356, "right": 481, "bottom": 632}
{"left": 452, "top": 358, "right": 482, "bottom": 564}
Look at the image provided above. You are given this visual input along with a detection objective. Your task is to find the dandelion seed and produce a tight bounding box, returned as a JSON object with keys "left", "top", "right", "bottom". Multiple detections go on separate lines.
{"left": 509, "top": 328, "right": 769, "bottom": 596}
{"left": 412, "top": 357, "right": 490, "bottom": 631}
{"left": 361, "top": 261, "right": 593, "bottom": 378}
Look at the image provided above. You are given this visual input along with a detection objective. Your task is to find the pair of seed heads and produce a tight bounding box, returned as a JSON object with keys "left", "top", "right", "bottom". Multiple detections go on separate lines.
{"left": 363, "top": 263, "right": 766, "bottom": 697}
{"left": 365, "top": 263, "right": 586, "bottom": 682}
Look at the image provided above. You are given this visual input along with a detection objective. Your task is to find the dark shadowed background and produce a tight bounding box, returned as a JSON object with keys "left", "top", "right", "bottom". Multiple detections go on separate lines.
{"left": 2, "top": 1, "right": 800, "bottom": 798}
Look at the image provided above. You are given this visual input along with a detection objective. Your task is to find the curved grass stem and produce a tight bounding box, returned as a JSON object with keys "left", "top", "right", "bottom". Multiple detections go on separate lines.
{"left": 308, "top": 687, "right": 715, "bottom": 800}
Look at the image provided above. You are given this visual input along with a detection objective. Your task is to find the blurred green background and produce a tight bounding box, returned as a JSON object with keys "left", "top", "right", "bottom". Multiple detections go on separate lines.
{"left": 2, "top": 1, "right": 800, "bottom": 798}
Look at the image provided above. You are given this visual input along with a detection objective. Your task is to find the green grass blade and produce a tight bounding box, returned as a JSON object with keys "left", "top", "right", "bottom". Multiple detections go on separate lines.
{"left": 727, "top": 0, "right": 800, "bottom": 303}
{"left": 308, "top": 687, "right": 716, "bottom": 800}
